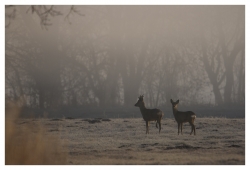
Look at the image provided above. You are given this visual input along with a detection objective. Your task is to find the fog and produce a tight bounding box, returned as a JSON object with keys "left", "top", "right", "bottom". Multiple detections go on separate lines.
{"left": 5, "top": 5, "right": 245, "bottom": 118}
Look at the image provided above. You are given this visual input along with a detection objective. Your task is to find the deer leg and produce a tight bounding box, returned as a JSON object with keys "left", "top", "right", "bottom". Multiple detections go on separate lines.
{"left": 156, "top": 121, "right": 158, "bottom": 129}
{"left": 146, "top": 121, "right": 149, "bottom": 134}
{"left": 189, "top": 122, "right": 194, "bottom": 135}
{"left": 181, "top": 123, "right": 183, "bottom": 135}
{"left": 159, "top": 121, "right": 161, "bottom": 134}
{"left": 192, "top": 120, "right": 196, "bottom": 135}
{"left": 190, "top": 125, "right": 193, "bottom": 135}
{"left": 177, "top": 123, "right": 180, "bottom": 135}
{"left": 189, "top": 119, "right": 196, "bottom": 135}
{"left": 192, "top": 124, "right": 196, "bottom": 135}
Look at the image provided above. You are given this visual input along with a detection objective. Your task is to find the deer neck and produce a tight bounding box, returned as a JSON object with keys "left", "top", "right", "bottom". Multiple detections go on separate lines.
{"left": 139, "top": 102, "right": 147, "bottom": 113}
{"left": 172, "top": 106, "right": 178, "bottom": 115}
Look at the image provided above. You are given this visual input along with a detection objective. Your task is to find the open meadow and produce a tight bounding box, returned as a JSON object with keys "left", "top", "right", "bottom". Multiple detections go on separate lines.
{"left": 6, "top": 115, "right": 245, "bottom": 165}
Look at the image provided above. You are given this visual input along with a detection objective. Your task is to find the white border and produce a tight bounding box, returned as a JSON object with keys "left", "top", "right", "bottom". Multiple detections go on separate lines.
{"left": 1, "top": 1, "right": 249, "bottom": 170}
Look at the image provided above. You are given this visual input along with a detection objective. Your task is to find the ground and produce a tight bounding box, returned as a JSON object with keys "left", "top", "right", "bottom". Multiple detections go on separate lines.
{"left": 7, "top": 117, "right": 245, "bottom": 165}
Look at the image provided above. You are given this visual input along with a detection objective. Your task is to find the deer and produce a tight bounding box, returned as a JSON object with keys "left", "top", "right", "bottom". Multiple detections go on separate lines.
{"left": 134, "top": 95, "right": 164, "bottom": 134}
{"left": 170, "top": 99, "right": 196, "bottom": 135}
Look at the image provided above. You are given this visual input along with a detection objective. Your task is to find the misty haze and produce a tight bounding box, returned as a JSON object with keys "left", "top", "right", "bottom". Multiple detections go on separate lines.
{"left": 5, "top": 5, "right": 245, "bottom": 165}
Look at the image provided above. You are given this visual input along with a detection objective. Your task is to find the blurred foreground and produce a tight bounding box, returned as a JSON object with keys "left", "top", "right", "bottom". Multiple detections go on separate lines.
{"left": 5, "top": 103, "right": 67, "bottom": 165}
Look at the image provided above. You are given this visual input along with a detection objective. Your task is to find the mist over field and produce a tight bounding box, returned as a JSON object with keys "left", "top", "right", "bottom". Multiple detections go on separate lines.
{"left": 5, "top": 5, "right": 244, "bottom": 118}
{"left": 5, "top": 5, "right": 245, "bottom": 165}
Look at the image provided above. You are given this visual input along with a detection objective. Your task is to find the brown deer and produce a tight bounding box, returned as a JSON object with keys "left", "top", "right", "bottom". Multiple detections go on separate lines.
{"left": 170, "top": 99, "right": 196, "bottom": 135}
{"left": 134, "top": 95, "right": 163, "bottom": 134}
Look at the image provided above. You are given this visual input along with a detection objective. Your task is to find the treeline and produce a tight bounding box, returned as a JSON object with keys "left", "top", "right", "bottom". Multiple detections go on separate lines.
{"left": 5, "top": 6, "right": 245, "bottom": 115}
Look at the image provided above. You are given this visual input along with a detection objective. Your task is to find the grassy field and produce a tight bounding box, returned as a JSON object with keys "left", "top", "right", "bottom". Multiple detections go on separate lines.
{"left": 6, "top": 114, "right": 245, "bottom": 165}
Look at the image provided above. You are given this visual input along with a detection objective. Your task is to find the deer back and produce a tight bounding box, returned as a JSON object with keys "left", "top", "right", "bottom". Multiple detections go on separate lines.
{"left": 174, "top": 111, "right": 195, "bottom": 123}
{"left": 141, "top": 108, "right": 163, "bottom": 121}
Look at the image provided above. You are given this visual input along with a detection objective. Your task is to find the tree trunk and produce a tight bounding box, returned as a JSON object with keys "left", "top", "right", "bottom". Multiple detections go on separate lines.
{"left": 200, "top": 40, "right": 224, "bottom": 105}
{"left": 39, "top": 88, "right": 45, "bottom": 109}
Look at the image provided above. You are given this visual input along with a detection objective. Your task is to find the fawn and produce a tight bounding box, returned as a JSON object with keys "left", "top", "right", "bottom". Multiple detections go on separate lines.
{"left": 170, "top": 99, "right": 196, "bottom": 135}
{"left": 135, "top": 95, "right": 164, "bottom": 134}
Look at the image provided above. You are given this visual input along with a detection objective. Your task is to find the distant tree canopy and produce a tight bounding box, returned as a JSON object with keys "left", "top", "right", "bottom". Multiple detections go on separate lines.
{"left": 5, "top": 5, "right": 244, "bottom": 109}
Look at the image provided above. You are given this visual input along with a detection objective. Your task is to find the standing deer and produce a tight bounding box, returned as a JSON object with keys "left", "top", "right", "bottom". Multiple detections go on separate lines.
{"left": 134, "top": 95, "right": 163, "bottom": 134}
{"left": 170, "top": 99, "right": 196, "bottom": 135}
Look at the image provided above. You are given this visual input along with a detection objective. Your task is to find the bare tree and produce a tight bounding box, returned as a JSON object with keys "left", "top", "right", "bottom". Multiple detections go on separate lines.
{"left": 198, "top": 6, "right": 244, "bottom": 105}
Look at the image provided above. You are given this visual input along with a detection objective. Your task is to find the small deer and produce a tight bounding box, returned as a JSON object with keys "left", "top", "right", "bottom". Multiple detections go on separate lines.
{"left": 170, "top": 99, "right": 196, "bottom": 135}
{"left": 134, "top": 95, "right": 163, "bottom": 134}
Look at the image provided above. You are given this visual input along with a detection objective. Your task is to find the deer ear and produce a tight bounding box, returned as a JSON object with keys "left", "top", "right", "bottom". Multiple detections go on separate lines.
{"left": 170, "top": 99, "right": 173, "bottom": 103}
{"left": 177, "top": 100, "right": 179, "bottom": 103}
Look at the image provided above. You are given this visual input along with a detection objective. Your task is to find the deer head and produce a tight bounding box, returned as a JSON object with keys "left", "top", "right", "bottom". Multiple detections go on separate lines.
{"left": 170, "top": 99, "right": 179, "bottom": 108}
{"left": 134, "top": 95, "right": 144, "bottom": 107}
